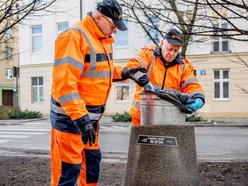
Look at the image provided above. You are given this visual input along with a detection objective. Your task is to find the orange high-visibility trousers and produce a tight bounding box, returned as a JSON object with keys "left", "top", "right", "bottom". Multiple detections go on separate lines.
{"left": 50, "top": 128, "right": 101, "bottom": 186}
{"left": 132, "top": 117, "right": 140, "bottom": 126}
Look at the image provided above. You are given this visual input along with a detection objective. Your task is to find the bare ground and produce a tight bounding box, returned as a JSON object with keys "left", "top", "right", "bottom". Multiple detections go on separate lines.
{"left": 0, "top": 156, "right": 247, "bottom": 186}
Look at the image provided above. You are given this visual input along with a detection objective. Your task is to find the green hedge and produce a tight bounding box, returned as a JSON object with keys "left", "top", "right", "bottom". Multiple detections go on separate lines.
{"left": 111, "top": 112, "right": 203, "bottom": 123}
{"left": 186, "top": 113, "right": 203, "bottom": 122}
{"left": 111, "top": 111, "right": 131, "bottom": 122}
{"left": 0, "top": 109, "right": 42, "bottom": 120}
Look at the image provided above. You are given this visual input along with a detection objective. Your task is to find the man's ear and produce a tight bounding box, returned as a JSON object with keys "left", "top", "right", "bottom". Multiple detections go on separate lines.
{"left": 95, "top": 12, "right": 102, "bottom": 22}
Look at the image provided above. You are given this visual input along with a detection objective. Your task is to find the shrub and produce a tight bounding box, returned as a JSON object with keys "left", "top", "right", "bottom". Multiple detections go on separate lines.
{"left": 111, "top": 111, "right": 131, "bottom": 122}
{"left": 17, "top": 109, "right": 42, "bottom": 119}
{"left": 186, "top": 113, "right": 203, "bottom": 122}
{"left": 0, "top": 108, "right": 42, "bottom": 119}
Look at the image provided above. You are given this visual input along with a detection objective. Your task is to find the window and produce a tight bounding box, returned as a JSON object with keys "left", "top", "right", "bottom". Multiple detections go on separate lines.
{"left": 31, "top": 25, "right": 42, "bottom": 53}
{"left": 212, "top": 22, "right": 229, "bottom": 53}
{"left": 5, "top": 68, "right": 13, "bottom": 79}
{"left": 115, "top": 18, "right": 128, "bottom": 48}
{"left": 213, "top": 69, "right": 230, "bottom": 100}
{"left": 32, "top": 77, "right": 44, "bottom": 103}
{"left": 116, "top": 81, "right": 130, "bottom": 101}
{"left": 5, "top": 47, "right": 13, "bottom": 59}
{"left": 5, "top": 28, "right": 13, "bottom": 37}
{"left": 57, "top": 22, "right": 69, "bottom": 35}
{"left": 146, "top": 15, "right": 160, "bottom": 45}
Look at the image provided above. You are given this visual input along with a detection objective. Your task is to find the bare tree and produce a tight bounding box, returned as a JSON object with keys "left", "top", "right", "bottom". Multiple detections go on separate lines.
{"left": 0, "top": 0, "right": 57, "bottom": 59}
{"left": 0, "top": 0, "right": 57, "bottom": 39}
{"left": 120, "top": 0, "right": 248, "bottom": 56}
{"left": 121, "top": 0, "right": 248, "bottom": 95}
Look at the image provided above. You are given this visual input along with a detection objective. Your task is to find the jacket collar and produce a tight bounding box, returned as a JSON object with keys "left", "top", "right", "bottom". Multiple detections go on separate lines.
{"left": 82, "top": 12, "right": 114, "bottom": 44}
{"left": 154, "top": 46, "right": 184, "bottom": 67}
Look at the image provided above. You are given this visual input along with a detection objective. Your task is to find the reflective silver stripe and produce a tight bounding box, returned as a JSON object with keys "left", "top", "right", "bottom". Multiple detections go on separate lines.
{"left": 82, "top": 70, "right": 113, "bottom": 78}
{"left": 50, "top": 102, "right": 66, "bottom": 115}
{"left": 135, "top": 56, "right": 146, "bottom": 67}
{"left": 54, "top": 56, "right": 84, "bottom": 71}
{"left": 69, "top": 27, "right": 97, "bottom": 70}
{"left": 62, "top": 27, "right": 113, "bottom": 78}
{"left": 163, "top": 87, "right": 178, "bottom": 91}
{"left": 59, "top": 92, "right": 80, "bottom": 104}
{"left": 180, "top": 63, "right": 184, "bottom": 75}
{"left": 180, "top": 78, "right": 198, "bottom": 89}
{"left": 133, "top": 100, "right": 140, "bottom": 109}
{"left": 147, "top": 54, "right": 155, "bottom": 77}
{"left": 88, "top": 112, "right": 102, "bottom": 121}
{"left": 51, "top": 101, "right": 103, "bottom": 120}
{"left": 133, "top": 71, "right": 146, "bottom": 81}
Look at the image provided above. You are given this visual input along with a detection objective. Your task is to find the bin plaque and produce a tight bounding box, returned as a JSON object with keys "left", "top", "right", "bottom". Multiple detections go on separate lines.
{"left": 137, "top": 135, "right": 177, "bottom": 146}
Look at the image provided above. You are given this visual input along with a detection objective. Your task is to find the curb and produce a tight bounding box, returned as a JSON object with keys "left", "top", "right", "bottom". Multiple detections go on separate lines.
{"left": 0, "top": 148, "right": 247, "bottom": 163}
{"left": 1, "top": 117, "right": 248, "bottom": 127}
{"left": 0, "top": 117, "right": 49, "bottom": 125}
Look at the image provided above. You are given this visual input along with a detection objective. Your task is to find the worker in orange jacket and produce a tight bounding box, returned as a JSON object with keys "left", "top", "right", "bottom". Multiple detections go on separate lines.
{"left": 127, "top": 29, "right": 205, "bottom": 126}
{"left": 50, "top": 0, "right": 149, "bottom": 185}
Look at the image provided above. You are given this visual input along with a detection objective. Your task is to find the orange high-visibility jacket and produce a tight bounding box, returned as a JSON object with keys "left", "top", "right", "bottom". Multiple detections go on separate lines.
{"left": 51, "top": 14, "right": 123, "bottom": 132}
{"left": 127, "top": 46, "right": 205, "bottom": 120}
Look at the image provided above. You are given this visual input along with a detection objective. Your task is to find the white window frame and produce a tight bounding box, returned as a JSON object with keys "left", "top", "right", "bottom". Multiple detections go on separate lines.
{"left": 5, "top": 28, "right": 13, "bottom": 38}
{"left": 31, "top": 25, "right": 43, "bottom": 54}
{"left": 5, "top": 47, "right": 13, "bottom": 59}
{"left": 146, "top": 15, "right": 160, "bottom": 46}
{"left": 31, "top": 77, "right": 44, "bottom": 103}
{"left": 57, "top": 22, "right": 69, "bottom": 36}
{"left": 213, "top": 69, "right": 230, "bottom": 100}
{"left": 114, "top": 18, "right": 128, "bottom": 48}
{"left": 5, "top": 68, "right": 13, "bottom": 79}
{"left": 115, "top": 81, "right": 130, "bottom": 102}
{"left": 212, "top": 22, "right": 230, "bottom": 53}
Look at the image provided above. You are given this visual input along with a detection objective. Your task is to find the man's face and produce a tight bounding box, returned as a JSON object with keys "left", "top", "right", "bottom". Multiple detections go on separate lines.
{"left": 98, "top": 13, "right": 117, "bottom": 37}
{"left": 160, "top": 40, "right": 181, "bottom": 63}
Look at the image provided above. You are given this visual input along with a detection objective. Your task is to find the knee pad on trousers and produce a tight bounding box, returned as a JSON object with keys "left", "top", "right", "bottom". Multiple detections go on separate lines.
{"left": 85, "top": 149, "right": 102, "bottom": 183}
{"left": 59, "top": 161, "right": 81, "bottom": 185}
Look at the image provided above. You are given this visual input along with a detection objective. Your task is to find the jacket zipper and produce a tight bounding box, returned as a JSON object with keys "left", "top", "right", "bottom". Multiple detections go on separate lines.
{"left": 161, "top": 64, "right": 168, "bottom": 90}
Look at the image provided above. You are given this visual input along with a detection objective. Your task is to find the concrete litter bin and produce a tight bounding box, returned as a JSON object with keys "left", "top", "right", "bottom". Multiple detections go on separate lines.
{"left": 124, "top": 92, "right": 198, "bottom": 186}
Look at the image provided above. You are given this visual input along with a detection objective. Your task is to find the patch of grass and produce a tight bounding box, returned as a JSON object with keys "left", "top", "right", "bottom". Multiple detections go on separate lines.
{"left": 111, "top": 111, "right": 131, "bottom": 122}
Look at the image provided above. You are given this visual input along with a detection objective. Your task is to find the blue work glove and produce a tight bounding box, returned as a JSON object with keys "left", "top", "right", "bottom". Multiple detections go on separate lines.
{"left": 144, "top": 82, "right": 155, "bottom": 91}
{"left": 186, "top": 98, "right": 203, "bottom": 111}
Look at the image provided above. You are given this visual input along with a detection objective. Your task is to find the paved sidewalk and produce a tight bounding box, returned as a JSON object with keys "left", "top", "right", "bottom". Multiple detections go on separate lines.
{"left": 1, "top": 115, "right": 248, "bottom": 127}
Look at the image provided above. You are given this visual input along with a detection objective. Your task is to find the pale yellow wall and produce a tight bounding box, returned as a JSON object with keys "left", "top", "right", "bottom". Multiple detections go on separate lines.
{"left": 189, "top": 52, "right": 248, "bottom": 118}
{"left": 19, "top": 53, "right": 248, "bottom": 119}
{"left": 19, "top": 61, "right": 136, "bottom": 117}
{"left": 0, "top": 26, "right": 19, "bottom": 85}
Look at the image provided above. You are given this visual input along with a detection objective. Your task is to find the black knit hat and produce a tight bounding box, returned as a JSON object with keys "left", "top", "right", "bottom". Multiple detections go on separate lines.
{"left": 97, "top": 0, "right": 127, "bottom": 31}
{"left": 164, "top": 29, "right": 183, "bottom": 46}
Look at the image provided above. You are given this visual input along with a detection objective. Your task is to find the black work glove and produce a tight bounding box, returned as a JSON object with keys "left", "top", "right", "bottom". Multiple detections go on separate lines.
{"left": 74, "top": 116, "right": 96, "bottom": 146}
{"left": 121, "top": 67, "right": 149, "bottom": 87}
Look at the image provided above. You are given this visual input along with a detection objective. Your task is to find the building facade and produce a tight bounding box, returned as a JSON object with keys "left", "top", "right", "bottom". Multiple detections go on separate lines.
{"left": 19, "top": 0, "right": 248, "bottom": 118}
{"left": 0, "top": 25, "right": 19, "bottom": 109}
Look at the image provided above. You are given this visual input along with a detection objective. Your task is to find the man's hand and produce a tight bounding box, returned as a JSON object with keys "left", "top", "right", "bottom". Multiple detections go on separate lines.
{"left": 144, "top": 82, "right": 155, "bottom": 91}
{"left": 75, "top": 117, "right": 96, "bottom": 146}
{"left": 121, "top": 67, "right": 149, "bottom": 87}
{"left": 186, "top": 98, "right": 203, "bottom": 111}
